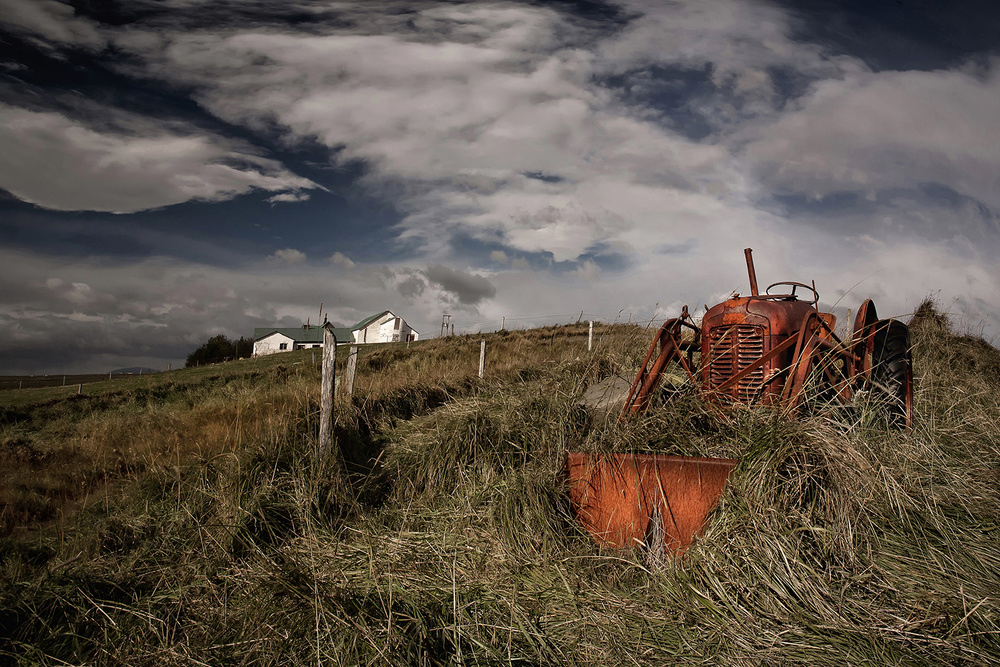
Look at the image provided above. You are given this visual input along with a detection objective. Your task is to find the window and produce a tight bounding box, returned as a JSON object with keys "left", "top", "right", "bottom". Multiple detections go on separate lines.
{"left": 279, "top": 343, "right": 288, "bottom": 350}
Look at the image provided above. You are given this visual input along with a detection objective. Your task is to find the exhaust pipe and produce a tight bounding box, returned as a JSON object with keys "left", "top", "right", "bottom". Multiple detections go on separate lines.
{"left": 744, "top": 248, "right": 759, "bottom": 296}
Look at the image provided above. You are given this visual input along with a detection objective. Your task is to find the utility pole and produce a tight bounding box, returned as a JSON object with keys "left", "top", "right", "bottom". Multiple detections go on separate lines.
{"left": 441, "top": 314, "right": 451, "bottom": 338}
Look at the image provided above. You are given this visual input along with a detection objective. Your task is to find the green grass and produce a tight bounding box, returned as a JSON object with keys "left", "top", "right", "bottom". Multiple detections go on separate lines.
{"left": 1, "top": 311, "right": 999, "bottom": 665}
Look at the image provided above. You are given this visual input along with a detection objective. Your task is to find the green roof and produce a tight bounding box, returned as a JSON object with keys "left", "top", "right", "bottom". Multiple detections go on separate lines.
{"left": 253, "top": 310, "right": 415, "bottom": 345}
{"left": 328, "top": 327, "right": 354, "bottom": 341}
{"left": 351, "top": 310, "right": 393, "bottom": 331}
{"left": 253, "top": 325, "right": 353, "bottom": 343}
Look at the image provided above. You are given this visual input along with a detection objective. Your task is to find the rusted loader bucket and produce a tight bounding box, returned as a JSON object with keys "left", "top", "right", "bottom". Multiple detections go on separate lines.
{"left": 567, "top": 452, "right": 737, "bottom": 556}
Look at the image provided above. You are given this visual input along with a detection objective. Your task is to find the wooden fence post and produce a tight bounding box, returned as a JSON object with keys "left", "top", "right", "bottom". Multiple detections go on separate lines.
{"left": 319, "top": 326, "right": 338, "bottom": 459}
{"left": 589, "top": 320, "right": 593, "bottom": 352}
{"left": 345, "top": 345, "right": 358, "bottom": 396}
{"left": 479, "top": 339, "right": 486, "bottom": 379}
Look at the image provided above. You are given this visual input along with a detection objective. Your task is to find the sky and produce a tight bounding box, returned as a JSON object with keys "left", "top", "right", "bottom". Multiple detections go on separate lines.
{"left": 1, "top": 0, "right": 998, "bottom": 374}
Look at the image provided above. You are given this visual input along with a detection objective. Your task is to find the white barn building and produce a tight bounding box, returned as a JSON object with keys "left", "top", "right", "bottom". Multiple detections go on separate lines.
{"left": 252, "top": 324, "right": 347, "bottom": 357}
{"left": 252, "top": 311, "right": 418, "bottom": 357}
{"left": 350, "top": 310, "right": 419, "bottom": 344}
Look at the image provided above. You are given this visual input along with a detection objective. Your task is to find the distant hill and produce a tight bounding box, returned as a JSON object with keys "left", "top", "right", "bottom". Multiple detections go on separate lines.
{"left": 110, "top": 367, "right": 159, "bottom": 375}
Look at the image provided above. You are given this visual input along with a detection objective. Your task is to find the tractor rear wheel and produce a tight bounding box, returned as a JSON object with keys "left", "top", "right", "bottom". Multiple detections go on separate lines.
{"left": 870, "top": 319, "right": 913, "bottom": 429}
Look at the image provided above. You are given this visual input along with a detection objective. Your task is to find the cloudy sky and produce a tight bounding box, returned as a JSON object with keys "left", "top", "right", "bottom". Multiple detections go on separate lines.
{"left": 2, "top": 0, "right": 998, "bottom": 374}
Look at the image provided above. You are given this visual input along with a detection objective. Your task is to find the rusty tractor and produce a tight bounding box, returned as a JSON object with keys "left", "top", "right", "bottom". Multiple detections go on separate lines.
{"left": 568, "top": 248, "right": 914, "bottom": 557}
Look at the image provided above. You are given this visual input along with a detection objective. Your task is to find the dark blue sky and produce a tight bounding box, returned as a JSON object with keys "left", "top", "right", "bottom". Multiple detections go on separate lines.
{"left": 1, "top": 0, "right": 997, "bottom": 373}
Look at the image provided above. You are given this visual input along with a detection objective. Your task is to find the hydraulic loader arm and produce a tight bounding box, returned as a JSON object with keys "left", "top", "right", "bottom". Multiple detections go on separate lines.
{"left": 621, "top": 307, "right": 699, "bottom": 417}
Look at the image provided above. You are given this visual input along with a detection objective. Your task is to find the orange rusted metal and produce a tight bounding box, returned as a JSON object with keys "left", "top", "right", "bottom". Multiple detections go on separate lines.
{"left": 621, "top": 248, "right": 913, "bottom": 426}
{"left": 565, "top": 248, "right": 914, "bottom": 561}
{"left": 621, "top": 308, "right": 700, "bottom": 418}
{"left": 566, "top": 452, "right": 738, "bottom": 555}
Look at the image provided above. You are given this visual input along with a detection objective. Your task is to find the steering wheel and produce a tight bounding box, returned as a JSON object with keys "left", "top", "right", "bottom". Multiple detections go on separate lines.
{"left": 764, "top": 281, "right": 819, "bottom": 304}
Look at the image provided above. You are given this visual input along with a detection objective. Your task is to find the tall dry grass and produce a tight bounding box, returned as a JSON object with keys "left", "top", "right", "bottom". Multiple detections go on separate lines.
{"left": 2, "top": 309, "right": 999, "bottom": 665}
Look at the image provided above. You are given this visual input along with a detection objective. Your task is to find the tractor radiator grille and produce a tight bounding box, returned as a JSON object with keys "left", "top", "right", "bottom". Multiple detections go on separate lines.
{"left": 708, "top": 325, "right": 765, "bottom": 403}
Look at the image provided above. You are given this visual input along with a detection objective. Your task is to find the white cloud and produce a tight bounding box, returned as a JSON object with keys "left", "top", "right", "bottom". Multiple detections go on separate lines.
{"left": 266, "top": 191, "right": 311, "bottom": 204}
{"left": 742, "top": 66, "right": 1000, "bottom": 209}
{"left": 2, "top": 230, "right": 998, "bottom": 375}
{"left": 0, "top": 243, "right": 493, "bottom": 371}
{"left": 0, "top": 248, "right": 426, "bottom": 372}
{"left": 0, "top": 103, "right": 319, "bottom": 213}
{"left": 269, "top": 248, "right": 306, "bottom": 263}
{"left": 597, "top": 0, "right": 865, "bottom": 111}
{"left": 1, "top": 0, "right": 106, "bottom": 49}
{"left": 4, "top": 0, "right": 999, "bottom": 369}
{"left": 117, "top": 3, "right": 736, "bottom": 261}
{"left": 95, "top": 1, "right": 997, "bottom": 338}
{"left": 574, "top": 259, "right": 600, "bottom": 282}
{"left": 329, "top": 252, "right": 355, "bottom": 269}
{"left": 813, "top": 239, "right": 1000, "bottom": 335}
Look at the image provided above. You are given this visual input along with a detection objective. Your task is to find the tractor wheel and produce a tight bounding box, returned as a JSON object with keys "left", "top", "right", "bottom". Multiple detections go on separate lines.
{"left": 870, "top": 319, "right": 913, "bottom": 429}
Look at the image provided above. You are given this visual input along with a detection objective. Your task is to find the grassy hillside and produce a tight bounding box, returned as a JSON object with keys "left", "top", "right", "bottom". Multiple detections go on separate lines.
{"left": 1, "top": 313, "right": 999, "bottom": 665}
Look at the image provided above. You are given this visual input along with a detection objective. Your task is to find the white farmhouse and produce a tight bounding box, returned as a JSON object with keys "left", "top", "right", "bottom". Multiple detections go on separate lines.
{"left": 350, "top": 310, "right": 419, "bottom": 344}
{"left": 252, "top": 311, "right": 418, "bottom": 357}
{"left": 252, "top": 324, "right": 351, "bottom": 357}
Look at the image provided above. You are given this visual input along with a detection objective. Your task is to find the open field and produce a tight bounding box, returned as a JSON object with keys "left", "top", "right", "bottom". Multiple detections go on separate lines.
{"left": 2, "top": 312, "right": 999, "bottom": 665}
{"left": 0, "top": 323, "right": 620, "bottom": 535}
{"left": 0, "top": 374, "right": 150, "bottom": 392}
